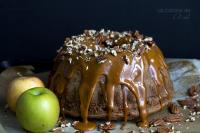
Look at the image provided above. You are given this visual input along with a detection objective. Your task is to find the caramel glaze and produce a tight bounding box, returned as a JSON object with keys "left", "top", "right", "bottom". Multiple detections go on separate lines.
{"left": 48, "top": 30, "right": 173, "bottom": 131}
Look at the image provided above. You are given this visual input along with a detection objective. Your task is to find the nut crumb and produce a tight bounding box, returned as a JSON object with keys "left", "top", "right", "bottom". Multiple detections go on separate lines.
{"left": 96, "top": 55, "right": 107, "bottom": 64}
{"left": 86, "top": 66, "right": 88, "bottom": 70}
{"left": 123, "top": 55, "right": 130, "bottom": 64}
{"left": 68, "top": 58, "right": 72, "bottom": 64}
{"left": 98, "top": 121, "right": 115, "bottom": 132}
{"left": 111, "top": 49, "right": 117, "bottom": 56}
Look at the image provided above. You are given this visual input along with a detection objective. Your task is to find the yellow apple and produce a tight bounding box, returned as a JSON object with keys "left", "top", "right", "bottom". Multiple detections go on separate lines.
{"left": 6, "top": 76, "right": 45, "bottom": 112}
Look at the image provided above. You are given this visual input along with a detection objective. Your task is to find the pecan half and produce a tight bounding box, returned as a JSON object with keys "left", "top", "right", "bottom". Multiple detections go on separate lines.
{"left": 178, "top": 98, "right": 198, "bottom": 109}
{"left": 163, "top": 114, "right": 182, "bottom": 123}
{"left": 156, "top": 126, "right": 170, "bottom": 133}
{"left": 169, "top": 103, "right": 180, "bottom": 114}
{"left": 188, "top": 85, "right": 200, "bottom": 97}
{"left": 149, "top": 118, "right": 165, "bottom": 127}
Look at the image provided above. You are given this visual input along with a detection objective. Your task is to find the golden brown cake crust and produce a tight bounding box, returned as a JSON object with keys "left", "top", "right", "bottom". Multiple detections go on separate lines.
{"left": 48, "top": 29, "right": 174, "bottom": 131}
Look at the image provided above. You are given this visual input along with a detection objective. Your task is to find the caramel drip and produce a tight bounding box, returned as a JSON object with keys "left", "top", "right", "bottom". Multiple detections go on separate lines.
{"left": 122, "top": 85, "right": 128, "bottom": 123}
{"left": 120, "top": 54, "right": 149, "bottom": 127}
{"left": 120, "top": 85, "right": 129, "bottom": 129}
{"left": 49, "top": 44, "right": 173, "bottom": 131}
{"left": 145, "top": 46, "right": 172, "bottom": 108}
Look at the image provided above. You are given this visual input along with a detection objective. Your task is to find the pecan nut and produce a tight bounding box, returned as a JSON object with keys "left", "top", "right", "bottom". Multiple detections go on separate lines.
{"left": 163, "top": 114, "right": 182, "bottom": 123}
{"left": 188, "top": 85, "right": 200, "bottom": 97}
{"left": 169, "top": 103, "right": 180, "bottom": 114}
{"left": 149, "top": 118, "right": 165, "bottom": 127}
{"left": 156, "top": 126, "right": 170, "bottom": 133}
{"left": 177, "top": 98, "right": 198, "bottom": 109}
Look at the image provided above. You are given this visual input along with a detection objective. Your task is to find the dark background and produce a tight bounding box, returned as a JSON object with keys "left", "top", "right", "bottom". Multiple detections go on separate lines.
{"left": 0, "top": 0, "right": 199, "bottom": 66}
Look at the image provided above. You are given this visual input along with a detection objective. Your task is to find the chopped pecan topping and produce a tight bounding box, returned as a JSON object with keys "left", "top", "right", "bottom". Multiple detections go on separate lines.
{"left": 64, "top": 37, "right": 70, "bottom": 43}
{"left": 59, "top": 29, "right": 154, "bottom": 62}
{"left": 133, "top": 30, "right": 144, "bottom": 40}
{"left": 111, "top": 49, "right": 117, "bottom": 56}
{"left": 96, "top": 55, "right": 107, "bottom": 64}
{"left": 123, "top": 55, "right": 130, "bottom": 64}
{"left": 96, "top": 33, "right": 107, "bottom": 44}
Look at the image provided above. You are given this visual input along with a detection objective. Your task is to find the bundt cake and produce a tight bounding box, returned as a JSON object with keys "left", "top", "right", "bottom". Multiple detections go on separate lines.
{"left": 48, "top": 29, "right": 174, "bottom": 131}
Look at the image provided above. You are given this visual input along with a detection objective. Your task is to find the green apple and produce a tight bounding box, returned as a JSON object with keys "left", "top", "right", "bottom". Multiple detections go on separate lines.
{"left": 16, "top": 87, "right": 60, "bottom": 133}
{"left": 7, "top": 76, "right": 45, "bottom": 112}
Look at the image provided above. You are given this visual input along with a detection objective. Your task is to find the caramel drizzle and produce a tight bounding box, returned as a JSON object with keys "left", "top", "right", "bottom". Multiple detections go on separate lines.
{"left": 49, "top": 44, "right": 173, "bottom": 131}
{"left": 122, "top": 85, "right": 128, "bottom": 122}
